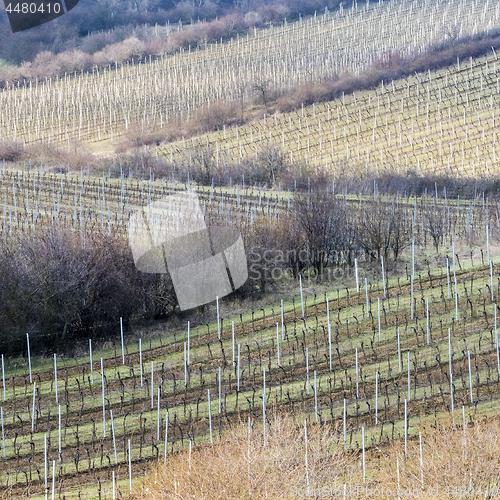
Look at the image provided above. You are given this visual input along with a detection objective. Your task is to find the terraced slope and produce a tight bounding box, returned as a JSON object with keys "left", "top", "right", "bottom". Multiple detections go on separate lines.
{"left": 0, "top": 0, "right": 498, "bottom": 146}
{"left": 163, "top": 52, "right": 500, "bottom": 178}
{"left": 3, "top": 245, "right": 500, "bottom": 498}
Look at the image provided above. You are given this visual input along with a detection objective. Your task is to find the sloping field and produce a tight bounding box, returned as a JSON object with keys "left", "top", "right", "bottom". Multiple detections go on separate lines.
{"left": 0, "top": 0, "right": 498, "bottom": 146}
{"left": 163, "top": 51, "right": 500, "bottom": 178}
{"left": 3, "top": 242, "right": 500, "bottom": 498}
{"left": 1, "top": 179, "right": 500, "bottom": 497}
{"left": 0, "top": 166, "right": 289, "bottom": 238}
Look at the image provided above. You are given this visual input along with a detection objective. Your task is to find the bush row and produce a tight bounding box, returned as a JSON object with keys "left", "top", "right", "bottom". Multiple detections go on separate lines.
{"left": 0, "top": 227, "right": 176, "bottom": 355}
{"left": 0, "top": 0, "right": 339, "bottom": 83}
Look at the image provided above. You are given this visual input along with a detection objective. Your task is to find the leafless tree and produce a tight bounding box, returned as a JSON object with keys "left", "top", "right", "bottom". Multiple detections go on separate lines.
{"left": 255, "top": 144, "right": 287, "bottom": 187}
{"left": 253, "top": 79, "right": 271, "bottom": 110}
{"left": 356, "top": 199, "right": 410, "bottom": 262}
{"left": 424, "top": 200, "right": 446, "bottom": 253}
{"left": 387, "top": 202, "right": 411, "bottom": 262}
{"left": 356, "top": 200, "right": 391, "bottom": 262}
{"left": 293, "top": 190, "right": 348, "bottom": 276}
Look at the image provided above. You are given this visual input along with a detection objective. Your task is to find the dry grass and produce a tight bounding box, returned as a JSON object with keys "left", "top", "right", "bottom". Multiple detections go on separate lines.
{"left": 378, "top": 416, "right": 500, "bottom": 498}
{"left": 130, "top": 414, "right": 357, "bottom": 500}
{"left": 131, "top": 413, "right": 500, "bottom": 499}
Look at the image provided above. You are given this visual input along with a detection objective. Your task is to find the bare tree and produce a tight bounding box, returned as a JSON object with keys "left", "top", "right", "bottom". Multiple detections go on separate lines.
{"left": 356, "top": 200, "right": 391, "bottom": 262}
{"left": 424, "top": 200, "right": 445, "bottom": 253}
{"left": 255, "top": 144, "right": 286, "bottom": 187}
{"left": 184, "top": 143, "right": 217, "bottom": 185}
{"left": 293, "top": 191, "right": 347, "bottom": 277}
{"left": 356, "top": 199, "right": 410, "bottom": 262}
{"left": 387, "top": 202, "right": 411, "bottom": 262}
{"left": 253, "top": 79, "right": 270, "bottom": 110}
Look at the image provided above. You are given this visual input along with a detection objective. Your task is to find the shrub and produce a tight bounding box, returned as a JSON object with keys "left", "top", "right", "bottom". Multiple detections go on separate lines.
{"left": 0, "top": 227, "right": 177, "bottom": 355}
{"left": 190, "top": 101, "right": 239, "bottom": 134}
{"left": 0, "top": 140, "right": 25, "bottom": 162}
{"left": 56, "top": 50, "right": 94, "bottom": 74}
{"left": 30, "top": 51, "right": 61, "bottom": 79}
{"left": 93, "top": 37, "right": 146, "bottom": 67}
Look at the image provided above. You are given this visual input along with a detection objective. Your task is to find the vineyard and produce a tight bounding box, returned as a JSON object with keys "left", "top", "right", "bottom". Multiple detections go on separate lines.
{"left": 0, "top": 164, "right": 291, "bottom": 239}
{"left": 162, "top": 50, "right": 500, "bottom": 179}
{"left": 3, "top": 0, "right": 500, "bottom": 496}
{"left": 0, "top": 0, "right": 499, "bottom": 147}
{"left": 1, "top": 172, "right": 500, "bottom": 497}
{"left": 0, "top": 161, "right": 498, "bottom": 243}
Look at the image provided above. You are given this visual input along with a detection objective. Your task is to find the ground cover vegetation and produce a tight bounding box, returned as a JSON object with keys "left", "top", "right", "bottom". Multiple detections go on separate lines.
{"left": 0, "top": 163, "right": 497, "bottom": 353}
{"left": 0, "top": 175, "right": 500, "bottom": 497}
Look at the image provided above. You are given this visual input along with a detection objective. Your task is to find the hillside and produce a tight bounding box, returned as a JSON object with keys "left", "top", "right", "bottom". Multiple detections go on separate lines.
{"left": 0, "top": 0, "right": 305, "bottom": 65}
{"left": 3, "top": 0, "right": 500, "bottom": 498}
{"left": 1, "top": 178, "right": 500, "bottom": 497}
{"left": 0, "top": 0, "right": 498, "bottom": 152}
{"left": 163, "top": 52, "right": 500, "bottom": 179}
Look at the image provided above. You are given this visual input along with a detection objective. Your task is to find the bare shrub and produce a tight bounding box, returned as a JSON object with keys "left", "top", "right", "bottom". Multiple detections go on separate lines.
{"left": 79, "top": 31, "right": 118, "bottom": 55}
{"left": 0, "top": 65, "right": 24, "bottom": 87}
{"left": 0, "top": 139, "right": 94, "bottom": 168}
{"left": 29, "top": 51, "right": 61, "bottom": 79}
{"left": 190, "top": 101, "right": 239, "bottom": 134}
{"left": 27, "top": 140, "right": 94, "bottom": 169}
{"left": 0, "top": 140, "right": 96, "bottom": 172}
{"left": 56, "top": 50, "right": 94, "bottom": 74}
{"left": 117, "top": 123, "right": 172, "bottom": 151}
{"left": 168, "top": 26, "right": 204, "bottom": 50}
{"left": 178, "top": 144, "right": 218, "bottom": 185}
{"left": 254, "top": 144, "right": 287, "bottom": 186}
{"left": 281, "top": 160, "right": 334, "bottom": 191}
{"left": 144, "top": 38, "right": 170, "bottom": 58}
{"left": 0, "top": 140, "right": 26, "bottom": 162}
{"left": 93, "top": 37, "right": 146, "bottom": 67}
{"left": 204, "top": 19, "right": 228, "bottom": 41}
{"left": 0, "top": 226, "right": 177, "bottom": 355}
{"left": 108, "top": 148, "right": 177, "bottom": 180}
{"left": 219, "top": 13, "right": 247, "bottom": 36}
